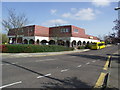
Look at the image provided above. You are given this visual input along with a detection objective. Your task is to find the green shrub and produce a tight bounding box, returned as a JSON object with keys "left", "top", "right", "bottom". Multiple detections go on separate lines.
{"left": 2, "top": 44, "right": 74, "bottom": 53}
{"left": 85, "top": 44, "right": 91, "bottom": 49}
{"left": 77, "top": 46, "right": 85, "bottom": 49}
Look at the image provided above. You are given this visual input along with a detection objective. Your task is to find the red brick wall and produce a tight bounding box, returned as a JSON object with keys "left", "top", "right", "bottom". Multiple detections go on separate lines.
{"left": 8, "top": 25, "right": 35, "bottom": 36}
{"left": 8, "top": 25, "right": 99, "bottom": 40}
{"left": 71, "top": 25, "right": 86, "bottom": 37}
{"left": 49, "top": 25, "right": 72, "bottom": 37}
{"left": 34, "top": 25, "right": 49, "bottom": 37}
{"left": 8, "top": 29, "right": 15, "bottom": 36}
{"left": 23, "top": 26, "right": 35, "bottom": 36}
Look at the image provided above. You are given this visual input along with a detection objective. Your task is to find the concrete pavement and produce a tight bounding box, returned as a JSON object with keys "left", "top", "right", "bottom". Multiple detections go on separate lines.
{"left": 107, "top": 51, "right": 119, "bottom": 90}
{"left": 1, "top": 44, "right": 119, "bottom": 89}
{"left": 1, "top": 45, "right": 118, "bottom": 89}
{"left": 2, "top": 49, "right": 90, "bottom": 59}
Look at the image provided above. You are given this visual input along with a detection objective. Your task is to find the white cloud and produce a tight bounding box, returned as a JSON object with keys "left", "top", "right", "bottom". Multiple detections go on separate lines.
{"left": 50, "top": 9, "right": 57, "bottom": 15}
{"left": 92, "top": 0, "right": 111, "bottom": 7}
{"left": 71, "top": 8, "right": 77, "bottom": 12}
{"left": 42, "top": 19, "right": 68, "bottom": 26}
{"left": 62, "top": 8, "right": 96, "bottom": 20}
{"left": 94, "top": 9, "right": 102, "bottom": 14}
{"left": 75, "top": 8, "right": 95, "bottom": 20}
{"left": 62, "top": 13, "right": 71, "bottom": 18}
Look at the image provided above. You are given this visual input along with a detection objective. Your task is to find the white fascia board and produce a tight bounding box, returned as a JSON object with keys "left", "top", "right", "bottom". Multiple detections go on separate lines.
{"left": 23, "top": 36, "right": 35, "bottom": 40}
{"left": 70, "top": 37, "right": 100, "bottom": 42}
{"left": 8, "top": 36, "right": 15, "bottom": 37}
{"left": 35, "top": 36, "right": 49, "bottom": 41}
{"left": 50, "top": 37, "right": 71, "bottom": 41}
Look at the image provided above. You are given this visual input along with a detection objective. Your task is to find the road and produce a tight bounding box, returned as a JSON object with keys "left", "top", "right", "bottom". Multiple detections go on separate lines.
{"left": 1, "top": 45, "right": 119, "bottom": 89}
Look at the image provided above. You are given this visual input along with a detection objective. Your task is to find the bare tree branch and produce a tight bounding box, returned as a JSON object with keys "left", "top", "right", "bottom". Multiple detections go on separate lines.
{"left": 2, "top": 8, "right": 30, "bottom": 44}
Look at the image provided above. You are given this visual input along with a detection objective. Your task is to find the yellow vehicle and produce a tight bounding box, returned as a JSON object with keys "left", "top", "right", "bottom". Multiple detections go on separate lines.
{"left": 91, "top": 42, "right": 105, "bottom": 50}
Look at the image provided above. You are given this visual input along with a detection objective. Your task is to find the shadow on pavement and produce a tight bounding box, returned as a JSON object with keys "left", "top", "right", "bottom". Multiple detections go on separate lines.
{"left": 42, "top": 77, "right": 92, "bottom": 89}
{"left": 106, "top": 54, "right": 120, "bottom": 57}
{"left": 2, "top": 61, "right": 91, "bottom": 89}
{"left": 104, "top": 87, "right": 119, "bottom": 90}
{"left": 67, "top": 53, "right": 119, "bottom": 63}
{"left": 107, "top": 54, "right": 119, "bottom": 63}
{"left": 67, "top": 54, "right": 107, "bottom": 61}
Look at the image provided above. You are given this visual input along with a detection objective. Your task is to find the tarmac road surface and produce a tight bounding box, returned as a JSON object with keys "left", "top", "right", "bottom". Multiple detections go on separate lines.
{"left": 1, "top": 45, "right": 119, "bottom": 89}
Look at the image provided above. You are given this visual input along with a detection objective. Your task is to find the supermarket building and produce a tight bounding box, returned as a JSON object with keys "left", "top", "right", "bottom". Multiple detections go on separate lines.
{"left": 8, "top": 25, "right": 100, "bottom": 47}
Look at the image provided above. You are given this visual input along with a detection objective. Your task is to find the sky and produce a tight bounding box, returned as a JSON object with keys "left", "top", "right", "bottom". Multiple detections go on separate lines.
{"left": 2, "top": 1, "right": 118, "bottom": 38}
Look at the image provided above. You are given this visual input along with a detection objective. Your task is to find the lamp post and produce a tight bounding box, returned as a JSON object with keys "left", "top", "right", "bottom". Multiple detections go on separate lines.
{"left": 114, "top": 7, "right": 120, "bottom": 10}
{"left": 114, "top": 1, "right": 120, "bottom": 19}
{"left": 114, "top": 1, "right": 120, "bottom": 43}
{"left": 114, "top": 6, "right": 120, "bottom": 19}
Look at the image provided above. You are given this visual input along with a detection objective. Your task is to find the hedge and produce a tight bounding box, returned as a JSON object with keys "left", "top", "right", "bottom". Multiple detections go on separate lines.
{"left": 77, "top": 46, "right": 85, "bottom": 49}
{"left": 77, "top": 44, "right": 91, "bottom": 49}
{"left": 85, "top": 44, "right": 91, "bottom": 49}
{"left": 1, "top": 44, "right": 74, "bottom": 53}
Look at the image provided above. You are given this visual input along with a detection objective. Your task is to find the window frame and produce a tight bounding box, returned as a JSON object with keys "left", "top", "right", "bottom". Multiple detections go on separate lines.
{"left": 61, "top": 28, "right": 69, "bottom": 33}
{"left": 74, "top": 29, "right": 79, "bottom": 33}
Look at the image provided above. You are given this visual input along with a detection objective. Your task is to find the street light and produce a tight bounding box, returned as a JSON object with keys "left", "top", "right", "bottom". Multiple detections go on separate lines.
{"left": 114, "top": 7, "right": 120, "bottom": 10}
{"left": 114, "top": 5, "right": 120, "bottom": 43}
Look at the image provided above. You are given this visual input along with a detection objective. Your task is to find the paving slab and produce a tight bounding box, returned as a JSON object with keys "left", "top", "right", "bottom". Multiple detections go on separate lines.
{"left": 107, "top": 51, "right": 119, "bottom": 90}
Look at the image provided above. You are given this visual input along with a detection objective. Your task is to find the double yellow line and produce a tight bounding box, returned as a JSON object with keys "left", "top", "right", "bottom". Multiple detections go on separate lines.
{"left": 103, "top": 56, "right": 111, "bottom": 70}
{"left": 94, "top": 56, "right": 111, "bottom": 88}
{"left": 94, "top": 72, "right": 107, "bottom": 88}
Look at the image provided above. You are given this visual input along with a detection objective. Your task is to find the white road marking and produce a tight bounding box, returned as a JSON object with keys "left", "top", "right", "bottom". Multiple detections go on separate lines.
{"left": 44, "top": 73, "right": 51, "bottom": 76}
{"left": 12, "top": 62, "right": 18, "bottom": 64}
{"left": 37, "top": 76, "right": 44, "bottom": 78}
{"left": 77, "top": 65, "right": 82, "bottom": 67}
{"left": 69, "top": 56, "right": 77, "bottom": 58}
{"left": 35, "top": 59, "right": 56, "bottom": 62}
{"left": 37, "top": 73, "right": 51, "bottom": 79}
{"left": 92, "top": 60, "right": 96, "bottom": 62}
{"left": 86, "top": 62, "right": 90, "bottom": 65}
{"left": 61, "top": 69, "right": 69, "bottom": 72}
{"left": 0, "top": 81, "right": 22, "bottom": 89}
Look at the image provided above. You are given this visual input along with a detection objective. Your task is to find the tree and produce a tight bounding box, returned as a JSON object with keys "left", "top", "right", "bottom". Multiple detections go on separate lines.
{"left": 104, "top": 32, "right": 118, "bottom": 44}
{"left": 2, "top": 34, "right": 8, "bottom": 44}
{"left": 113, "top": 19, "right": 120, "bottom": 41}
{"left": 112, "top": 19, "right": 120, "bottom": 43}
{"left": 98, "top": 35, "right": 103, "bottom": 41}
{"left": 2, "top": 9, "right": 29, "bottom": 44}
{"left": 0, "top": 33, "right": 8, "bottom": 44}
